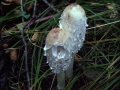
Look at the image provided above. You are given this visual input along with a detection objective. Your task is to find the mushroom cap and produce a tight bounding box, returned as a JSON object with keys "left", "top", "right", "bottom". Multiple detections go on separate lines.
{"left": 59, "top": 3, "right": 88, "bottom": 32}
{"left": 45, "top": 45, "right": 72, "bottom": 74}
{"left": 44, "top": 28, "right": 69, "bottom": 50}
{"left": 59, "top": 3, "right": 88, "bottom": 53}
{"left": 44, "top": 28, "right": 71, "bottom": 73}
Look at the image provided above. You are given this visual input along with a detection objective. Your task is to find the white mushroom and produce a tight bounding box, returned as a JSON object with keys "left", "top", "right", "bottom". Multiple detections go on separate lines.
{"left": 44, "top": 3, "right": 88, "bottom": 90}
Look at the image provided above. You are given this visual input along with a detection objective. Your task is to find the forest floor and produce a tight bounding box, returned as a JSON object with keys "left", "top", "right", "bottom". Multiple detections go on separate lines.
{"left": 0, "top": 0, "right": 120, "bottom": 90}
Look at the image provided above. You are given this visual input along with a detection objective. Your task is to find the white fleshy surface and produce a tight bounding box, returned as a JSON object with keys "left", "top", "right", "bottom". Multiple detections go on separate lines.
{"left": 44, "top": 3, "right": 88, "bottom": 74}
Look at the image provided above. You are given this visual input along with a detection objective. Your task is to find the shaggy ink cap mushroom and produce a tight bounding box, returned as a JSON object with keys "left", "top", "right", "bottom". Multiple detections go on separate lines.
{"left": 44, "top": 3, "right": 88, "bottom": 74}
{"left": 44, "top": 28, "right": 72, "bottom": 74}
{"left": 59, "top": 3, "right": 88, "bottom": 53}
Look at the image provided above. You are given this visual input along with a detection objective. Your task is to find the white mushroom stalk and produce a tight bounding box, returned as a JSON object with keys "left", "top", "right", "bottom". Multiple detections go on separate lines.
{"left": 44, "top": 3, "right": 88, "bottom": 90}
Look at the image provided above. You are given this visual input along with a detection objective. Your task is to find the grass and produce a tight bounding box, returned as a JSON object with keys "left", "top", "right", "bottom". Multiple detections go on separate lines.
{"left": 0, "top": 0, "right": 120, "bottom": 90}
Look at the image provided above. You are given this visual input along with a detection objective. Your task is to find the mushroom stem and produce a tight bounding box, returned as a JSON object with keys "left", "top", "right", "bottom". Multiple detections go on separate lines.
{"left": 57, "top": 71, "right": 65, "bottom": 90}
{"left": 65, "top": 53, "right": 74, "bottom": 79}
{"left": 57, "top": 54, "right": 74, "bottom": 90}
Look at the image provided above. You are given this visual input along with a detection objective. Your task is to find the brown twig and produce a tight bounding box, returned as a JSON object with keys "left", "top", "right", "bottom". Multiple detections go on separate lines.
{"left": 32, "top": 0, "right": 37, "bottom": 18}
{"left": 42, "top": 0, "right": 59, "bottom": 12}
{"left": 37, "top": 7, "right": 50, "bottom": 18}
{"left": 24, "top": 14, "right": 56, "bottom": 29}
{"left": 35, "top": 14, "right": 56, "bottom": 23}
{"left": 20, "top": 0, "right": 30, "bottom": 90}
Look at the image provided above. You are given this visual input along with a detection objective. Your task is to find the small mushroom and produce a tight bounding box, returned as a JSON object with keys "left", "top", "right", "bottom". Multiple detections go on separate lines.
{"left": 44, "top": 3, "right": 88, "bottom": 90}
